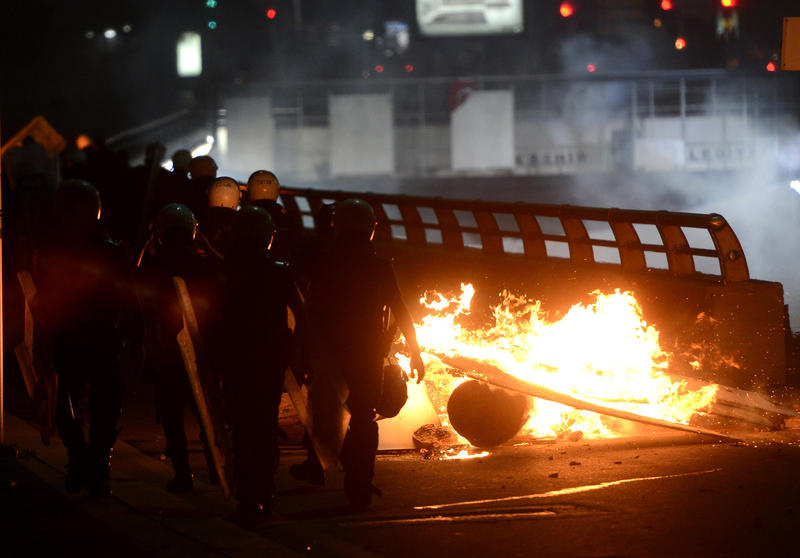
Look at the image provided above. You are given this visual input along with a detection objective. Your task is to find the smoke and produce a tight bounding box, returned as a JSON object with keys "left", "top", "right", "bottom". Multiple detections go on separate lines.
{"left": 554, "top": 31, "right": 800, "bottom": 328}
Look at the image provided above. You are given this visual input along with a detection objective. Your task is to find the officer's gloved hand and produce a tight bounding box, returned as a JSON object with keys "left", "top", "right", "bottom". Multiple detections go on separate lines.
{"left": 410, "top": 353, "right": 425, "bottom": 384}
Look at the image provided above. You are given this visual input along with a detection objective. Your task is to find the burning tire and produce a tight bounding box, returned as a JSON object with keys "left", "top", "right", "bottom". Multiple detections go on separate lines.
{"left": 446, "top": 380, "right": 532, "bottom": 448}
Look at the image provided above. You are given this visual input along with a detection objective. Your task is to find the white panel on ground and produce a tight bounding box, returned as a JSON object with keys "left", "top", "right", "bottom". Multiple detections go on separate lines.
{"left": 329, "top": 94, "right": 394, "bottom": 176}
{"left": 218, "top": 96, "right": 275, "bottom": 181}
{"left": 451, "top": 91, "right": 514, "bottom": 171}
{"left": 378, "top": 381, "right": 440, "bottom": 450}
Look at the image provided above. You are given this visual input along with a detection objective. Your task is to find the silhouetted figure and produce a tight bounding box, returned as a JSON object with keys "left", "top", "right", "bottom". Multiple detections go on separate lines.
{"left": 185, "top": 155, "right": 218, "bottom": 215}
{"left": 34, "top": 179, "right": 140, "bottom": 498}
{"left": 196, "top": 176, "right": 241, "bottom": 259}
{"left": 246, "top": 170, "right": 299, "bottom": 263}
{"left": 307, "top": 198, "right": 424, "bottom": 508}
{"left": 137, "top": 203, "right": 219, "bottom": 493}
{"left": 210, "top": 205, "right": 308, "bottom": 528}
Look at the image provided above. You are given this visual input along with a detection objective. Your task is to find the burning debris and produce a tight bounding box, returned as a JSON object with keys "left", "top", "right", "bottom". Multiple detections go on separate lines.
{"left": 393, "top": 284, "right": 798, "bottom": 449}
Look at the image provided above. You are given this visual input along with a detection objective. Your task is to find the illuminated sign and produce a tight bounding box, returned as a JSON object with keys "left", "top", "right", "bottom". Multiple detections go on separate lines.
{"left": 177, "top": 32, "right": 202, "bottom": 77}
{"left": 416, "top": 0, "right": 523, "bottom": 37}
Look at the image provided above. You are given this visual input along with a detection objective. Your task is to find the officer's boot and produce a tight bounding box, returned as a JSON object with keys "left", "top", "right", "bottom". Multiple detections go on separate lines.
{"left": 64, "top": 445, "right": 88, "bottom": 494}
{"left": 341, "top": 417, "right": 379, "bottom": 510}
{"left": 86, "top": 445, "right": 114, "bottom": 499}
{"left": 167, "top": 452, "right": 194, "bottom": 493}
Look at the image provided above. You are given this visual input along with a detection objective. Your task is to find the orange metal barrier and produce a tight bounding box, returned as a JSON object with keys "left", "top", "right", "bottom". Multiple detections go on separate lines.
{"left": 279, "top": 187, "right": 749, "bottom": 284}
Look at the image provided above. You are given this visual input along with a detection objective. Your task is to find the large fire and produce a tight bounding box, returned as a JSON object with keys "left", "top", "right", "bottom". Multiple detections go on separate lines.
{"left": 400, "top": 284, "right": 718, "bottom": 441}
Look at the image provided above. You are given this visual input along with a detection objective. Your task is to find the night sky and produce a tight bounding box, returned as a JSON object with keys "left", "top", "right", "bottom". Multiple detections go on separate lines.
{"left": 1, "top": 0, "right": 798, "bottom": 141}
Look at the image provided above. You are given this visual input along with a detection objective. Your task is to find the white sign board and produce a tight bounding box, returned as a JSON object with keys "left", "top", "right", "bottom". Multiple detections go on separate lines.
{"left": 417, "top": 0, "right": 523, "bottom": 36}
{"left": 329, "top": 94, "right": 394, "bottom": 176}
{"left": 451, "top": 90, "right": 515, "bottom": 171}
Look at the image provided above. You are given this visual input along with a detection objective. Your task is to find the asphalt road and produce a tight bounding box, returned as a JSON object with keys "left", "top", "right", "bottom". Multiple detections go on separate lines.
{"left": 4, "top": 402, "right": 800, "bottom": 558}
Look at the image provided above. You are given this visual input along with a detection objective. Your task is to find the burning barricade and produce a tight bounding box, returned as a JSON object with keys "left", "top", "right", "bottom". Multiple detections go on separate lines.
{"left": 381, "top": 283, "right": 798, "bottom": 456}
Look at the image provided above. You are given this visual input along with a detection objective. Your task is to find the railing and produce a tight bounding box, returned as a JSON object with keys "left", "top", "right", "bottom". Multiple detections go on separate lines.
{"left": 279, "top": 187, "right": 749, "bottom": 284}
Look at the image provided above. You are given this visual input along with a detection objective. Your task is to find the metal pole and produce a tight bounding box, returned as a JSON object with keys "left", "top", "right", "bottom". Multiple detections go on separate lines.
{"left": 0, "top": 106, "right": 5, "bottom": 445}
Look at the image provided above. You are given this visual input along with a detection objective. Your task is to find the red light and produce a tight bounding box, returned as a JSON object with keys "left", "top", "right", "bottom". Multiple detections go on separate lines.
{"left": 265, "top": 7, "right": 277, "bottom": 19}
{"left": 674, "top": 37, "right": 687, "bottom": 50}
{"left": 405, "top": 64, "right": 414, "bottom": 72}
{"left": 375, "top": 65, "right": 384, "bottom": 73}
{"left": 720, "top": 0, "right": 736, "bottom": 7}
{"left": 559, "top": 2, "right": 574, "bottom": 18}
{"left": 661, "top": 0, "right": 673, "bottom": 10}
{"left": 766, "top": 61, "right": 777, "bottom": 72}
{"left": 586, "top": 64, "right": 596, "bottom": 73}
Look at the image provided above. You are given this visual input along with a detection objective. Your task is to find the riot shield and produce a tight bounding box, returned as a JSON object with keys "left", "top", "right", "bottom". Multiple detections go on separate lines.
{"left": 173, "top": 276, "right": 233, "bottom": 500}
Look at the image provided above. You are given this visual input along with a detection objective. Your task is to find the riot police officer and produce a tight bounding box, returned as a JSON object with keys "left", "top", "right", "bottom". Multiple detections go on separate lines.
{"left": 307, "top": 198, "right": 424, "bottom": 508}
{"left": 138, "top": 203, "right": 219, "bottom": 493}
{"left": 210, "top": 205, "right": 308, "bottom": 527}
{"left": 246, "top": 170, "right": 299, "bottom": 263}
{"left": 34, "top": 179, "right": 140, "bottom": 498}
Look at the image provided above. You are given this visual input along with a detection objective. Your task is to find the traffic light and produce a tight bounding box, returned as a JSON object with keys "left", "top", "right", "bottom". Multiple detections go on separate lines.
{"left": 559, "top": 2, "right": 575, "bottom": 18}
{"left": 660, "top": 0, "right": 673, "bottom": 10}
{"left": 674, "top": 37, "right": 687, "bottom": 50}
{"left": 265, "top": 7, "right": 277, "bottom": 19}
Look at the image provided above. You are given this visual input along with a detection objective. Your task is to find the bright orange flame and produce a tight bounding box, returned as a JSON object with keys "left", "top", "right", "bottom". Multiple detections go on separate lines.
{"left": 559, "top": 3, "right": 574, "bottom": 18}
{"left": 402, "top": 284, "right": 717, "bottom": 440}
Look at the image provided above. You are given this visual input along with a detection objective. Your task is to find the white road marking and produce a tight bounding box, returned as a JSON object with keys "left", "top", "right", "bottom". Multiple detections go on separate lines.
{"left": 414, "top": 467, "right": 723, "bottom": 510}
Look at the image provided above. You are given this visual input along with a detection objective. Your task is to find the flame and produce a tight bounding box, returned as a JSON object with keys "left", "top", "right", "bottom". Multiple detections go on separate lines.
{"left": 400, "top": 284, "right": 718, "bottom": 440}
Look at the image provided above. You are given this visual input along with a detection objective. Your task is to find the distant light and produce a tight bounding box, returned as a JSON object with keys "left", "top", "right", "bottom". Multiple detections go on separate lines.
{"left": 191, "top": 136, "right": 215, "bottom": 158}
{"left": 559, "top": 2, "right": 575, "bottom": 18}
{"left": 586, "top": 64, "right": 596, "bottom": 73}
{"left": 85, "top": 30, "right": 95, "bottom": 39}
{"left": 104, "top": 28, "right": 117, "bottom": 40}
{"left": 675, "top": 37, "right": 687, "bottom": 50}
{"left": 405, "top": 64, "right": 414, "bottom": 72}
{"left": 266, "top": 7, "right": 277, "bottom": 19}
{"left": 766, "top": 61, "right": 777, "bottom": 72}
{"left": 76, "top": 134, "right": 92, "bottom": 150}
{"left": 216, "top": 126, "right": 229, "bottom": 156}
{"left": 661, "top": 0, "right": 673, "bottom": 10}
{"left": 653, "top": 18, "right": 662, "bottom": 28}
{"left": 205, "top": 0, "right": 218, "bottom": 7}
{"left": 791, "top": 180, "right": 800, "bottom": 195}
{"left": 122, "top": 24, "right": 132, "bottom": 33}
{"left": 208, "top": 20, "right": 217, "bottom": 30}
{"left": 177, "top": 32, "right": 203, "bottom": 77}
{"left": 362, "top": 29, "right": 375, "bottom": 41}
{"left": 721, "top": 0, "right": 736, "bottom": 7}
{"left": 375, "top": 65, "right": 384, "bottom": 73}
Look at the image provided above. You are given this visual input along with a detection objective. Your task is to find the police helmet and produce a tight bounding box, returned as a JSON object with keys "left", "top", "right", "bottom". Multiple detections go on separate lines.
{"left": 375, "top": 364, "right": 408, "bottom": 418}
{"left": 247, "top": 170, "right": 280, "bottom": 202}
{"left": 232, "top": 205, "right": 275, "bottom": 253}
{"left": 188, "top": 155, "right": 218, "bottom": 179}
{"left": 172, "top": 149, "right": 192, "bottom": 173}
{"left": 154, "top": 203, "right": 197, "bottom": 245}
{"left": 208, "top": 176, "right": 242, "bottom": 209}
{"left": 333, "top": 198, "right": 376, "bottom": 239}
{"left": 55, "top": 179, "right": 102, "bottom": 223}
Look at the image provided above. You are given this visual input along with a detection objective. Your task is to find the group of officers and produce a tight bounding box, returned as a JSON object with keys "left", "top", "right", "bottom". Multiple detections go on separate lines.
{"left": 29, "top": 151, "right": 425, "bottom": 528}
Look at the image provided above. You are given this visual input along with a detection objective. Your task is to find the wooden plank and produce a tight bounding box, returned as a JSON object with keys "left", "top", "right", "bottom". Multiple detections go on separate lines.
{"left": 435, "top": 354, "right": 740, "bottom": 442}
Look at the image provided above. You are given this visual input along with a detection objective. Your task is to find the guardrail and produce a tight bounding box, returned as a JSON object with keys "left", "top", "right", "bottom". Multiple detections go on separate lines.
{"left": 278, "top": 187, "right": 749, "bottom": 284}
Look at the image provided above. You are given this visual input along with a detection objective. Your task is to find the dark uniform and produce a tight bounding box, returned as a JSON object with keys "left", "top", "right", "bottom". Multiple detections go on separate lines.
{"left": 210, "top": 205, "right": 307, "bottom": 526}
{"left": 34, "top": 181, "right": 139, "bottom": 498}
{"left": 250, "top": 198, "right": 299, "bottom": 263}
{"left": 308, "top": 230, "right": 422, "bottom": 507}
{"left": 137, "top": 204, "right": 219, "bottom": 492}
